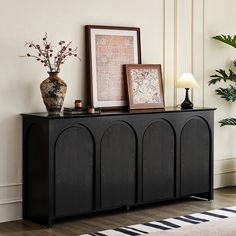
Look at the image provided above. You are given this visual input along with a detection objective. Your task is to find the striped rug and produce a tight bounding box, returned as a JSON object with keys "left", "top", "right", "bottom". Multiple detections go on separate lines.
{"left": 79, "top": 206, "right": 236, "bottom": 236}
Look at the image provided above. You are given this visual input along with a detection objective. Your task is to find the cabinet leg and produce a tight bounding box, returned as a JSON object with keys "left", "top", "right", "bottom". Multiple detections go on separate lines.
{"left": 125, "top": 205, "right": 130, "bottom": 211}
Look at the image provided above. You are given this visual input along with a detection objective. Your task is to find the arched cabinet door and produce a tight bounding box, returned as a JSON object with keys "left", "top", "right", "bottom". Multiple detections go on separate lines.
{"left": 101, "top": 122, "right": 136, "bottom": 208}
{"left": 142, "top": 120, "right": 175, "bottom": 202}
{"left": 180, "top": 118, "right": 211, "bottom": 196}
{"left": 55, "top": 125, "right": 94, "bottom": 217}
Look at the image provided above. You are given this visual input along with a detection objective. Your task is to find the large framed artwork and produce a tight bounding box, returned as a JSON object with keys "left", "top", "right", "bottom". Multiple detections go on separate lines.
{"left": 125, "top": 64, "right": 165, "bottom": 110}
{"left": 85, "top": 25, "right": 141, "bottom": 109}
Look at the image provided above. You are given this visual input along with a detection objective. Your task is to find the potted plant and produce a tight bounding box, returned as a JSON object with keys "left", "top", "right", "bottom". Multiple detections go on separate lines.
{"left": 209, "top": 35, "right": 236, "bottom": 126}
{"left": 21, "top": 33, "right": 80, "bottom": 114}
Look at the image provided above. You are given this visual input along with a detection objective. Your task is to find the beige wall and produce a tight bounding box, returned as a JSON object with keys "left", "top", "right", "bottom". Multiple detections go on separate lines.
{"left": 0, "top": 0, "right": 235, "bottom": 222}
{"left": 205, "top": 0, "right": 236, "bottom": 188}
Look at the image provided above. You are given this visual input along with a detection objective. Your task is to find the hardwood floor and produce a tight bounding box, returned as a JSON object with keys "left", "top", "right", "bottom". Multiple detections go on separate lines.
{"left": 0, "top": 187, "right": 236, "bottom": 236}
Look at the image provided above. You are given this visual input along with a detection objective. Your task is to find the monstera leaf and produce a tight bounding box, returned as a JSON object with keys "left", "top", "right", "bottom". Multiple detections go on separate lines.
{"left": 219, "top": 118, "right": 236, "bottom": 127}
{"left": 209, "top": 69, "right": 236, "bottom": 85}
{"left": 215, "top": 85, "right": 236, "bottom": 101}
{"left": 213, "top": 35, "right": 236, "bottom": 49}
{"left": 209, "top": 34, "right": 236, "bottom": 126}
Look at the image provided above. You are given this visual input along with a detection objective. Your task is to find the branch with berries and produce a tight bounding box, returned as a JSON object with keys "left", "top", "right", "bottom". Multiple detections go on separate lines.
{"left": 21, "top": 32, "right": 81, "bottom": 73}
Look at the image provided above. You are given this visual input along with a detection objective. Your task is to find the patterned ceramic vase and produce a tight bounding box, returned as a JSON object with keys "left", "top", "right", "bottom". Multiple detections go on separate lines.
{"left": 40, "top": 72, "right": 67, "bottom": 115}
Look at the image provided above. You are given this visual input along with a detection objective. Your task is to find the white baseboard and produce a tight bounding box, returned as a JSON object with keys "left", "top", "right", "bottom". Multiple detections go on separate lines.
{"left": 214, "top": 157, "right": 236, "bottom": 188}
{"left": 0, "top": 202, "right": 22, "bottom": 223}
{"left": 0, "top": 183, "right": 22, "bottom": 223}
{"left": 0, "top": 183, "right": 22, "bottom": 205}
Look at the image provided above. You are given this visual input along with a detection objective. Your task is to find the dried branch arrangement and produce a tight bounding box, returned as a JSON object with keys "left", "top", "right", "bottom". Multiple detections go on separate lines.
{"left": 21, "top": 33, "right": 81, "bottom": 73}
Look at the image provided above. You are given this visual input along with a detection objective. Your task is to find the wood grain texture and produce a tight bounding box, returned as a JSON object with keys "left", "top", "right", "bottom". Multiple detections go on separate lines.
{"left": 143, "top": 120, "right": 175, "bottom": 201}
{"left": 101, "top": 122, "right": 136, "bottom": 208}
{"left": 55, "top": 125, "right": 94, "bottom": 217}
{"left": 180, "top": 118, "right": 211, "bottom": 196}
{"left": 22, "top": 109, "right": 215, "bottom": 226}
{"left": 0, "top": 187, "right": 236, "bottom": 236}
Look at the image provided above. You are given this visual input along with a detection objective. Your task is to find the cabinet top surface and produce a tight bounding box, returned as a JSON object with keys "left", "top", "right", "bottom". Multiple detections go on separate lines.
{"left": 21, "top": 107, "right": 216, "bottom": 119}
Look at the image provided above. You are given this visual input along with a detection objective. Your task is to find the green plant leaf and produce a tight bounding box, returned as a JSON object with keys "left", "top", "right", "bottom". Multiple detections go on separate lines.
{"left": 209, "top": 69, "right": 236, "bottom": 85}
{"left": 211, "top": 35, "right": 236, "bottom": 126}
{"left": 233, "top": 60, "right": 236, "bottom": 67}
{"left": 213, "top": 35, "right": 236, "bottom": 49}
{"left": 219, "top": 118, "right": 236, "bottom": 126}
{"left": 215, "top": 85, "right": 236, "bottom": 101}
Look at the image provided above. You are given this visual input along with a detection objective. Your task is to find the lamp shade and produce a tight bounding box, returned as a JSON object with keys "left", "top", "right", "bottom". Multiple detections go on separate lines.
{"left": 176, "top": 73, "right": 198, "bottom": 88}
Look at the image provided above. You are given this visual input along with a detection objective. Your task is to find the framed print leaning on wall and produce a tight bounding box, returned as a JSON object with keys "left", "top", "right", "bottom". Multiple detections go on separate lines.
{"left": 125, "top": 64, "right": 164, "bottom": 110}
{"left": 85, "top": 25, "right": 141, "bottom": 109}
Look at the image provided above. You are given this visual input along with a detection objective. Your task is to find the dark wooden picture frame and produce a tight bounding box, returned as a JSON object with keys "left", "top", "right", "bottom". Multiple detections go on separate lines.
{"left": 85, "top": 25, "right": 141, "bottom": 109}
{"left": 125, "top": 64, "right": 165, "bottom": 110}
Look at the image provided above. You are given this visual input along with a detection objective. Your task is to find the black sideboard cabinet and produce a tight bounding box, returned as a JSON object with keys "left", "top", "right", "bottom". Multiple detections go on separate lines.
{"left": 22, "top": 107, "right": 215, "bottom": 227}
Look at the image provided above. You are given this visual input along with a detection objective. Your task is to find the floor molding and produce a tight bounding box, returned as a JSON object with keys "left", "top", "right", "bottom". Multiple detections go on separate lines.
{"left": 0, "top": 183, "right": 22, "bottom": 188}
{"left": 0, "top": 199, "right": 22, "bottom": 205}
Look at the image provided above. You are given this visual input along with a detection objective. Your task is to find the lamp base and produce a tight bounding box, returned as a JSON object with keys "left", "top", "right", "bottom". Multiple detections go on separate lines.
{"left": 181, "top": 88, "right": 193, "bottom": 109}
{"left": 181, "top": 101, "right": 193, "bottom": 109}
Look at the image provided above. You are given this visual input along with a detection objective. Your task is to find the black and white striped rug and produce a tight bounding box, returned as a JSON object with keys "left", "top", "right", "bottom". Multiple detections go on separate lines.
{"left": 80, "top": 206, "right": 236, "bottom": 236}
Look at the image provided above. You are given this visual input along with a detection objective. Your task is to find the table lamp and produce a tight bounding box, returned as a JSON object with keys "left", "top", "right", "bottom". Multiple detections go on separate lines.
{"left": 177, "top": 73, "right": 198, "bottom": 109}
